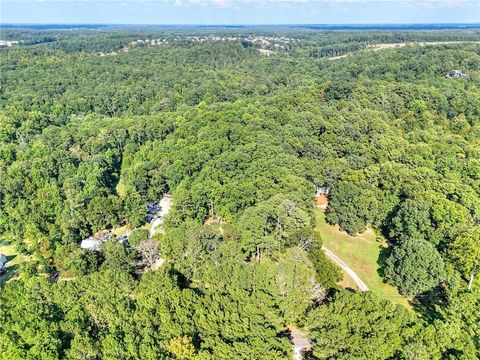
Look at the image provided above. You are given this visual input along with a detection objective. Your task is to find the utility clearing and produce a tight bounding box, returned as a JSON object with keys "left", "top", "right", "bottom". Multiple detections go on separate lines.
{"left": 314, "top": 208, "right": 410, "bottom": 307}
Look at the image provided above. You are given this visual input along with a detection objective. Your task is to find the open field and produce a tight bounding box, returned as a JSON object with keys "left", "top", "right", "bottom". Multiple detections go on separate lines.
{"left": 314, "top": 208, "right": 410, "bottom": 308}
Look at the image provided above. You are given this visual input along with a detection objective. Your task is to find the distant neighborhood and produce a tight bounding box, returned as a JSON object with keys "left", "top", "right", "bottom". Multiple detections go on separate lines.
{"left": 127, "top": 35, "right": 301, "bottom": 50}
{"left": 0, "top": 40, "right": 20, "bottom": 47}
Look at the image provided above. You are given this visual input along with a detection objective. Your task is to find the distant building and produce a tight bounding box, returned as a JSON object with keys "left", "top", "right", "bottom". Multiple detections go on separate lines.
{"left": 0, "top": 40, "right": 19, "bottom": 47}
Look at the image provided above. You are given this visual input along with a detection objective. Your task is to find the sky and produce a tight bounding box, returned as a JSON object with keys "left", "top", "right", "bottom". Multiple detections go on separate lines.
{"left": 1, "top": 0, "right": 479, "bottom": 25}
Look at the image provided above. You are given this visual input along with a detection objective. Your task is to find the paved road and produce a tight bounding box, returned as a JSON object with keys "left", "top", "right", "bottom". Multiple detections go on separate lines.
{"left": 289, "top": 328, "right": 312, "bottom": 360}
{"left": 149, "top": 194, "right": 173, "bottom": 237}
{"left": 322, "top": 246, "right": 369, "bottom": 291}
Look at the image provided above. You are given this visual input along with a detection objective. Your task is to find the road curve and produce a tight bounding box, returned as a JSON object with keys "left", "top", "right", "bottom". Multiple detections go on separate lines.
{"left": 322, "top": 246, "right": 369, "bottom": 292}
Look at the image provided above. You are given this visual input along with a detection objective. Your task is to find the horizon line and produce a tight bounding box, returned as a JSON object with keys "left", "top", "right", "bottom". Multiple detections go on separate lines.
{"left": 2, "top": 22, "right": 480, "bottom": 26}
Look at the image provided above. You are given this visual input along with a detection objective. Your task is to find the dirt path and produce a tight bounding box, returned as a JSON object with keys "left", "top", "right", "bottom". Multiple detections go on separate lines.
{"left": 322, "top": 246, "right": 369, "bottom": 291}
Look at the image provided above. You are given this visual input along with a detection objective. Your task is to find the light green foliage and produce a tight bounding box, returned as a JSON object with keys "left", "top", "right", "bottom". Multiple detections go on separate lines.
{"left": 240, "top": 194, "right": 311, "bottom": 256}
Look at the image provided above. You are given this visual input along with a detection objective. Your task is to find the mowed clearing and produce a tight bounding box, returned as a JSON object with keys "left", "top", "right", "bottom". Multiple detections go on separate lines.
{"left": 314, "top": 208, "right": 410, "bottom": 307}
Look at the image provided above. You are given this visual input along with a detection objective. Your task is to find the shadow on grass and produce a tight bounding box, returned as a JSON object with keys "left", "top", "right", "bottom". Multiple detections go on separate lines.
{"left": 6, "top": 254, "right": 17, "bottom": 262}
{"left": 0, "top": 264, "right": 19, "bottom": 287}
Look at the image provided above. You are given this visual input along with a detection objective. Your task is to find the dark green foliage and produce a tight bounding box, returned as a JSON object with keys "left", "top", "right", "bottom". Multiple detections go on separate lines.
{"left": 385, "top": 238, "right": 446, "bottom": 295}
{"left": 54, "top": 244, "right": 102, "bottom": 276}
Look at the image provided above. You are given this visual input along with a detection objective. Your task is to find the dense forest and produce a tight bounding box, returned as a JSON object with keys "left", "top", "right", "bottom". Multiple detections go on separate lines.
{"left": 0, "top": 27, "right": 479, "bottom": 359}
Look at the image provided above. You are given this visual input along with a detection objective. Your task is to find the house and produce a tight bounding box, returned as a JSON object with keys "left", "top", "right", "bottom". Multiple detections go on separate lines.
{"left": 80, "top": 230, "right": 112, "bottom": 251}
{"left": 80, "top": 230, "right": 131, "bottom": 251}
{"left": 447, "top": 70, "right": 467, "bottom": 78}
{"left": 0, "top": 253, "right": 8, "bottom": 271}
{"left": 80, "top": 238, "right": 104, "bottom": 251}
{"left": 0, "top": 40, "right": 19, "bottom": 47}
{"left": 316, "top": 187, "right": 330, "bottom": 197}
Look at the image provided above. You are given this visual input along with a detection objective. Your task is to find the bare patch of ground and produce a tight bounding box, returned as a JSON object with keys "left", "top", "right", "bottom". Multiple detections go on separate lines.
{"left": 328, "top": 54, "right": 349, "bottom": 60}
{"left": 258, "top": 49, "right": 275, "bottom": 56}
{"left": 368, "top": 41, "right": 480, "bottom": 51}
{"left": 315, "top": 194, "right": 329, "bottom": 207}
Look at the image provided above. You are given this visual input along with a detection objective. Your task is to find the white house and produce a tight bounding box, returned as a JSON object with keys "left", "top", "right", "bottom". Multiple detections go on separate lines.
{"left": 80, "top": 231, "right": 112, "bottom": 251}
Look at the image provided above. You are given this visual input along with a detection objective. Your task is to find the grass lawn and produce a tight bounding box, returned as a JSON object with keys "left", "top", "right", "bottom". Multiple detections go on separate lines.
{"left": 314, "top": 208, "right": 411, "bottom": 308}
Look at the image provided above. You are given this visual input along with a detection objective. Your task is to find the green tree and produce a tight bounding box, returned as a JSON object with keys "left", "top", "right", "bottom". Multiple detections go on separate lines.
{"left": 308, "top": 291, "right": 415, "bottom": 359}
{"left": 325, "top": 182, "right": 378, "bottom": 235}
{"left": 448, "top": 227, "right": 480, "bottom": 290}
{"left": 128, "top": 228, "right": 150, "bottom": 247}
{"left": 384, "top": 238, "right": 445, "bottom": 296}
{"left": 167, "top": 336, "right": 196, "bottom": 360}
{"left": 307, "top": 233, "right": 342, "bottom": 289}
{"left": 101, "top": 239, "right": 136, "bottom": 274}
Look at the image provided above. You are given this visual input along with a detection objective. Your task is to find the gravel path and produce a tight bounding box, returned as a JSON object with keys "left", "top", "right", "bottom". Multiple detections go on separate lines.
{"left": 322, "top": 246, "right": 369, "bottom": 291}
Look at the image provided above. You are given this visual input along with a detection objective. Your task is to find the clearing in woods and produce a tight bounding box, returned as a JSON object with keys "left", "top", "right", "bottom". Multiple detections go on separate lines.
{"left": 314, "top": 208, "right": 410, "bottom": 308}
